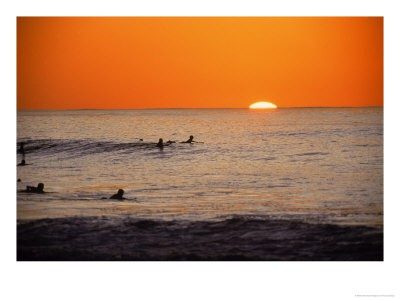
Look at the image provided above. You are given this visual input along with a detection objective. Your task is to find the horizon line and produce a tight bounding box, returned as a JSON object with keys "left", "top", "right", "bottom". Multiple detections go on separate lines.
{"left": 17, "top": 106, "right": 383, "bottom": 111}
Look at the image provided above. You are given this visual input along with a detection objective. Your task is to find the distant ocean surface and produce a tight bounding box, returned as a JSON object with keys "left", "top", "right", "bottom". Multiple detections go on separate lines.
{"left": 17, "top": 108, "right": 383, "bottom": 260}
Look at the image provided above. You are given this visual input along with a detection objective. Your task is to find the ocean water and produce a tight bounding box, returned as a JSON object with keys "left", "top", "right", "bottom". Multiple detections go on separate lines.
{"left": 17, "top": 108, "right": 383, "bottom": 260}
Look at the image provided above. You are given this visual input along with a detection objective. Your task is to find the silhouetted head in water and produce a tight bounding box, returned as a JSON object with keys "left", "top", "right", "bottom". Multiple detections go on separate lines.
{"left": 18, "top": 159, "right": 26, "bottom": 166}
{"left": 17, "top": 178, "right": 21, "bottom": 182}
{"left": 110, "top": 189, "right": 125, "bottom": 200}
{"left": 186, "top": 135, "right": 194, "bottom": 143}
{"left": 157, "top": 138, "right": 164, "bottom": 148}
{"left": 37, "top": 183, "right": 44, "bottom": 192}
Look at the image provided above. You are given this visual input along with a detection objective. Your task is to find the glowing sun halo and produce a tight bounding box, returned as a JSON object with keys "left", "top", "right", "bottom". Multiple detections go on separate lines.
{"left": 249, "top": 101, "right": 277, "bottom": 109}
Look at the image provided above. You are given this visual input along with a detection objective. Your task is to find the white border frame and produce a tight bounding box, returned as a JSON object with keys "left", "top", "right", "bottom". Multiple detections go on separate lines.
{"left": 2, "top": 1, "right": 399, "bottom": 299}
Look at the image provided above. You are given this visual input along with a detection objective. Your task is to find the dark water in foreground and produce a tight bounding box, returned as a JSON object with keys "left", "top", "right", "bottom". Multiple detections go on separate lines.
{"left": 18, "top": 216, "right": 382, "bottom": 261}
{"left": 17, "top": 108, "right": 383, "bottom": 260}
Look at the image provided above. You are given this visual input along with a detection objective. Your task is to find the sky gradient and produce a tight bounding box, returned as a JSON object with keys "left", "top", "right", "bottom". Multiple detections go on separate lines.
{"left": 17, "top": 17, "right": 383, "bottom": 110}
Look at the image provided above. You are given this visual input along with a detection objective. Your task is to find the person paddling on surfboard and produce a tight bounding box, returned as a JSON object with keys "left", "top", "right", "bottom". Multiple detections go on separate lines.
{"left": 181, "top": 135, "right": 194, "bottom": 143}
{"left": 181, "top": 135, "right": 203, "bottom": 143}
{"left": 110, "top": 189, "right": 125, "bottom": 200}
{"left": 23, "top": 183, "right": 45, "bottom": 193}
{"left": 18, "top": 159, "right": 26, "bottom": 166}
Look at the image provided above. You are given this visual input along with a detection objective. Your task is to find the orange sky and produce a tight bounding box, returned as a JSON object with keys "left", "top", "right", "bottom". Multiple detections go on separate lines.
{"left": 17, "top": 17, "right": 383, "bottom": 110}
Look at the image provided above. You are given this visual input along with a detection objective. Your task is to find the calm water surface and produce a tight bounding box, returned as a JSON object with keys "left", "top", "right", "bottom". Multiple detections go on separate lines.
{"left": 17, "top": 108, "right": 383, "bottom": 226}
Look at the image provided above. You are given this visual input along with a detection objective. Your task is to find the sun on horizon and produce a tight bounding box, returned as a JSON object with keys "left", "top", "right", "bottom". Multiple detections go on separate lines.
{"left": 249, "top": 101, "right": 277, "bottom": 109}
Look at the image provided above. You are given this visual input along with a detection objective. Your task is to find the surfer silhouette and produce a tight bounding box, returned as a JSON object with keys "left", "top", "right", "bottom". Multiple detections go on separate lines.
{"left": 157, "top": 138, "right": 174, "bottom": 149}
{"left": 181, "top": 135, "right": 195, "bottom": 143}
{"left": 181, "top": 135, "right": 203, "bottom": 144}
{"left": 110, "top": 189, "right": 125, "bottom": 200}
{"left": 18, "top": 142, "right": 26, "bottom": 160}
{"left": 18, "top": 159, "right": 26, "bottom": 166}
{"left": 157, "top": 138, "right": 164, "bottom": 148}
{"left": 23, "top": 183, "right": 45, "bottom": 193}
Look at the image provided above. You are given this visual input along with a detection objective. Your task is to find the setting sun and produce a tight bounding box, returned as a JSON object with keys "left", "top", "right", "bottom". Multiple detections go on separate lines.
{"left": 249, "top": 102, "right": 277, "bottom": 109}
